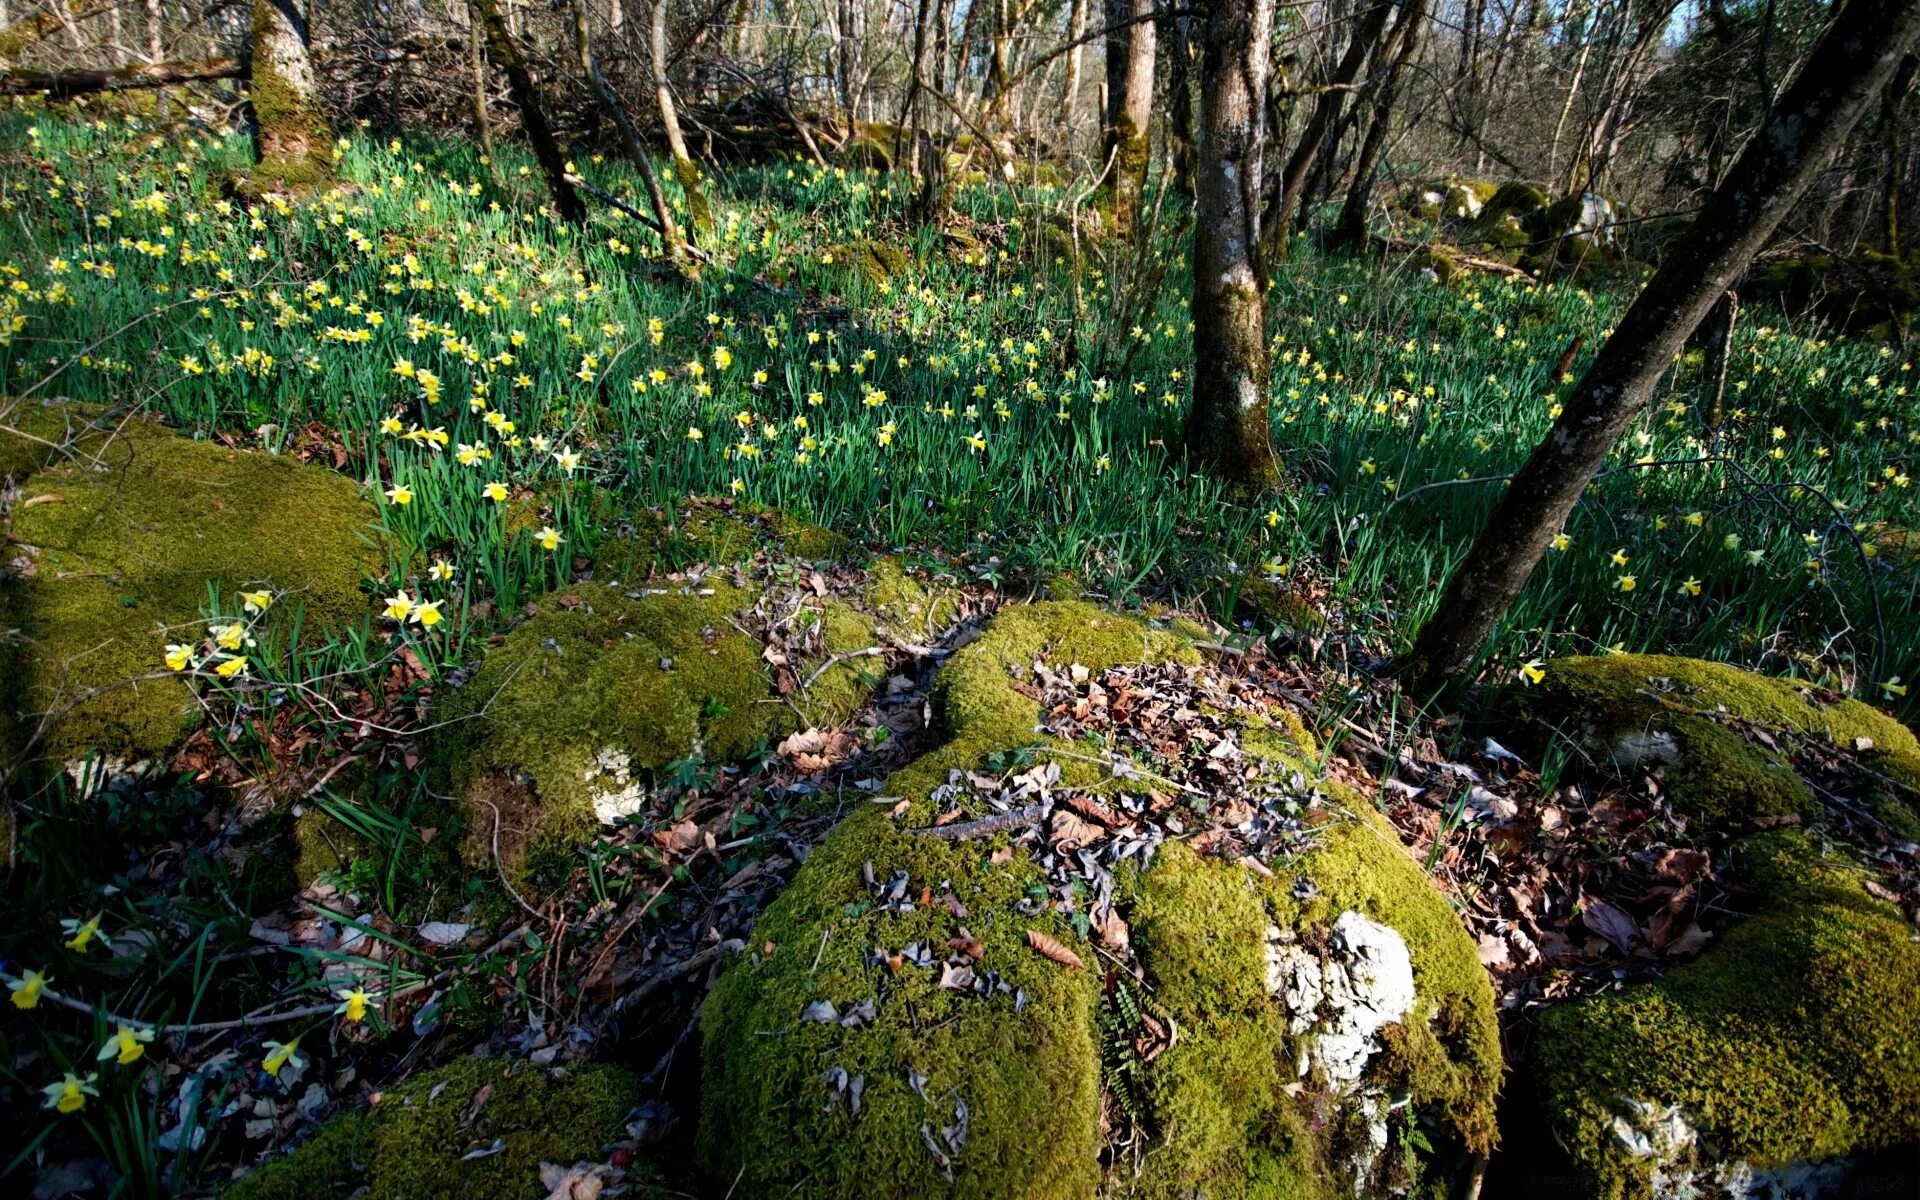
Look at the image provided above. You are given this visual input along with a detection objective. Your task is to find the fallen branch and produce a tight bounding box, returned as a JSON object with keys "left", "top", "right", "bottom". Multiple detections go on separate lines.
{"left": 1, "top": 56, "right": 247, "bottom": 99}
{"left": 910, "top": 804, "right": 1046, "bottom": 840}
{"left": 1373, "top": 234, "right": 1535, "bottom": 281}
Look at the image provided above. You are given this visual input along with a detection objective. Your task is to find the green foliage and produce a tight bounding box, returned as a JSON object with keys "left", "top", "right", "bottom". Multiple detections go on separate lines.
{"left": 222, "top": 1057, "right": 643, "bottom": 1200}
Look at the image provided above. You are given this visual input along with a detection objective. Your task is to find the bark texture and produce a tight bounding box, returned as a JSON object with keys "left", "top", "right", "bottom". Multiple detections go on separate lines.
{"left": 1182, "top": 0, "right": 1278, "bottom": 491}
{"left": 1109, "top": 0, "right": 1156, "bottom": 234}
{"left": 1406, "top": 0, "right": 1920, "bottom": 696}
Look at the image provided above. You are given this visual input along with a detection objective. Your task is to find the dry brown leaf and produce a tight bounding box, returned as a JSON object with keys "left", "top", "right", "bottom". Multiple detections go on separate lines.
{"left": 1025, "top": 929, "right": 1086, "bottom": 970}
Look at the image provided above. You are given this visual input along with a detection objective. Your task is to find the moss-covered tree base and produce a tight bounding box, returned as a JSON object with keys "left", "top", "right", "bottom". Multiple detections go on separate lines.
{"left": 700, "top": 602, "right": 1499, "bottom": 1199}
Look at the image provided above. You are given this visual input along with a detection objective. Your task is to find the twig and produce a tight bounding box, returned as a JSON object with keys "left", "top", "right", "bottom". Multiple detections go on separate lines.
{"left": 910, "top": 804, "right": 1046, "bottom": 840}
{"left": 611, "top": 939, "right": 745, "bottom": 1013}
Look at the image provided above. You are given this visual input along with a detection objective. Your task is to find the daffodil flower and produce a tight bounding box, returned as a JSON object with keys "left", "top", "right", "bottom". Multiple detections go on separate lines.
{"left": 1519, "top": 659, "right": 1546, "bottom": 686}
{"left": 9, "top": 969, "right": 48, "bottom": 1009}
{"left": 261, "top": 1038, "right": 304, "bottom": 1077}
{"left": 164, "top": 644, "right": 195, "bottom": 671}
{"left": 98, "top": 1023, "right": 154, "bottom": 1065}
{"left": 1550, "top": 533, "right": 1572, "bottom": 552}
{"left": 482, "top": 481, "right": 509, "bottom": 503}
{"left": 1609, "top": 548, "right": 1630, "bottom": 568}
{"left": 1679, "top": 577, "right": 1702, "bottom": 596}
{"left": 386, "top": 484, "right": 414, "bottom": 506}
{"left": 1884, "top": 677, "right": 1909, "bottom": 698}
{"left": 42, "top": 1072, "right": 98, "bottom": 1113}
{"left": 61, "top": 914, "right": 108, "bottom": 952}
{"left": 553, "top": 448, "right": 581, "bottom": 473}
{"left": 383, "top": 591, "right": 414, "bottom": 621}
{"left": 534, "top": 526, "right": 564, "bottom": 552}
{"left": 239, "top": 590, "right": 274, "bottom": 614}
{"left": 336, "top": 987, "right": 372, "bottom": 1022}
{"left": 1615, "top": 575, "right": 1637, "bottom": 592}
{"left": 411, "top": 600, "right": 443, "bottom": 628}
{"left": 214, "top": 655, "right": 249, "bottom": 679}
{"left": 428, "top": 560, "right": 455, "bottom": 582}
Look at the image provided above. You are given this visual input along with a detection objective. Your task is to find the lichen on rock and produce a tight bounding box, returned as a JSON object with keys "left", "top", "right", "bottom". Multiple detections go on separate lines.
{"left": 699, "top": 602, "right": 1499, "bottom": 1199}
{"left": 3, "top": 425, "right": 379, "bottom": 767}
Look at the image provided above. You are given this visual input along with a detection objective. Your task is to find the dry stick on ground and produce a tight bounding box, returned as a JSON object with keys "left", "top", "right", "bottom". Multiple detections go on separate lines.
{"left": 1405, "top": 0, "right": 1920, "bottom": 697}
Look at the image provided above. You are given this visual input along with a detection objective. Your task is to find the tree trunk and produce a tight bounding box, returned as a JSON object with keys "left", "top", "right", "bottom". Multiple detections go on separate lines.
{"left": 1332, "top": 0, "right": 1425, "bottom": 250}
{"left": 1062, "top": 0, "right": 1086, "bottom": 156}
{"left": 473, "top": 0, "right": 584, "bottom": 224}
{"left": 1183, "top": 0, "right": 1278, "bottom": 492}
{"left": 0, "top": 8, "right": 74, "bottom": 73}
{"left": 651, "top": 0, "right": 714, "bottom": 245}
{"left": 2, "top": 55, "right": 244, "bottom": 98}
{"left": 249, "top": 0, "right": 332, "bottom": 191}
{"left": 572, "top": 0, "right": 686, "bottom": 267}
{"left": 468, "top": 0, "right": 496, "bottom": 169}
{"left": 1166, "top": 9, "right": 1195, "bottom": 192}
{"left": 1259, "top": 0, "right": 1394, "bottom": 259}
{"left": 1109, "top": 0, "right": 1156, "bottom": 234}
{"left": 1881, "top": 51, "right": 1918, "bottom": 255}
{"left": 1405, "top": 0, "right": 1920, "bottom": 697}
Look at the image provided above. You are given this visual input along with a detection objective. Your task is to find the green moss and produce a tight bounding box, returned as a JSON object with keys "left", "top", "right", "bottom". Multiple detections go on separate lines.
{"left": 1516, "top": 654, "right": 1920, "bottom": 829}
{"left": 0, "top": 398, "right": 119, "bottom": 482}
{"left": 673, "top": 154, "right": 715, "bottom": 246}
{"left": 223, "top": 1056, "right": 642, "bottom": 1200}
{"left": 292, "top": 804, "right": 375, "bottom": 886}
{"left": 438, "top": 579, "right": 776, "bottom": 874}
{"left": 1239, "top": 578, "right": 1328, "bottom": 635}
{"left": 831, "top": 238, "right": 913, "bottom": 286}
{"left": 590, "top": 500, "right": 847, "bottom": 581}
{"left": 860, "top": 556, "right": 963, "bottom": 648}
{"left": 1744, "top": 249, "right": 1919, "bottom": 333}
{"left": 246, "top": 0, "right": 334, "bottom": 195}
{"left": 3, "top": 429, "right": 378, "bottom": 765}
{"left": 1534, "top": 830, "right": 1920, "bottom": 1197}
{"left": 702, "top": 602, "right": 1499, "bottom": 1197}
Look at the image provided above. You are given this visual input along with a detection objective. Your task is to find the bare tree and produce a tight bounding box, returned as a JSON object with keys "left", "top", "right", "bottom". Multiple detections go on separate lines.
{"left": 650, "top": 0, "right": 714, "bottom": 244}
{"left": 1183, "top": 0, "right": 1278, "bottom": 490}
{"left": 1110, "top": 0, "right": 1156, "bottom": 232}
{"left": 472, "top": 0, "right": 585, "bottom": 223}
{"left": 572, "top": 0, "right": 687, "bottom": 266}
{"left": 1405, "top": 0, "right": 1920, "bottom": 696}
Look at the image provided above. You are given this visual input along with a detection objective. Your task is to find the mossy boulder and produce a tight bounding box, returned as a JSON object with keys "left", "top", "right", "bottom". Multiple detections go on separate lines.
{"left": 700, "top": 602, "right": 1499, "bottom": 1199}
{"left": 221, "top": 1056, "right": 646, "bottom": 1200}
{"left": 0, "top": 397, "right": 119, "bottom": 482}
{"left": 830, "top": 238, "right": 913, "bottom": 286}
{"left": 1462, "top": 182, "right": 1551, "bottom": 261}
{"left": 1743, "top": 250, "right": 1919, "bottom": 333}
{"left": 435, "top": 576, "right": 876, "bottom": 884}
{"left": 1503, "top": 653, "right": 1920, "bottom": 832}
{"left": 590, "top": 499, "right": 848, "bottom": 582}
{"left": 3, "top": 426, "right": 379, "bottom": 767}
{"left": 1533, "top": 830, "right": 1920, "bottom": 1199}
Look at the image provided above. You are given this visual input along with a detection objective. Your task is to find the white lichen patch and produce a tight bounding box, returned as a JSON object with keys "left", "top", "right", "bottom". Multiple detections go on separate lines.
{"left": 1267, "top": 910, "right": 1417, "bottom": 1086}
{"left": 583, "top": 747, "right": 645, "bottom": 824}
{"left": 1612, "top": 1099, "right": 1857, "bottom": 1200}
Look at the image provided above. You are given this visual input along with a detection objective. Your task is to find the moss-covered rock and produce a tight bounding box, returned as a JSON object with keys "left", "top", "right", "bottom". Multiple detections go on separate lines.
{"left": 0, "top": 397, "right": 117, "bottom": 482}
{"left": 1533, "top": 830, "right": 1920, "bottom": 1199}
{"left": 830, "top": 238, "right": 913, "bottom": 286}
{"left": 700, "top": 602, "right": 1499, "bottom": 1199}
{"left": 1504, "top": 653, "right": 1920, "bottom": 831}
{"left": 590, "top": 499, "right": 847, "bottom": 581}
{"left": 3, "top": 427, "right": 378, "bottom": 766}
{"left": 436, "top": 576, "right": 875, "bottom": 884}
{"left": 1743, "top": 249, "right": 1919, "bottom": 333}
{"left": 222, "top": 1056, "right": 645, "bottom": 1200}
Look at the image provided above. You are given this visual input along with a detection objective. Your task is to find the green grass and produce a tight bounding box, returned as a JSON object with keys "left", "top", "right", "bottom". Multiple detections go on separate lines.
{"left": 1, "top": 105, "right": 1914, "bottom": 720}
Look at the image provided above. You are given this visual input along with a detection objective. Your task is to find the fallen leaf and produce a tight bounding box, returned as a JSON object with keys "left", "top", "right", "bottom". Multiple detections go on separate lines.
{"left": 1025, "top": 930, "right": 1085, "bottom": 970}
{"left": 1579, "top": 894, "right": 1638, "bottom": 955}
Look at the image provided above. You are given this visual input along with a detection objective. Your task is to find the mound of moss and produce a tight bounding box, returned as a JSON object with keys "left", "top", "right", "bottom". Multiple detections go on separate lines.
{"left": 1507, "top": 653, "right": 1920, "bottom": 833}
{"left": 3, "top": 426, "right": 378, "bottom": 766}
{"left": 435, "top": 577, "right": 877, "bottom": 883}
{"left": 222, "top": 1056, "right": 647, "bottom": 1200}
{"left": 1743, "top": 249, "right": 1918, "bottom": 333}
{"left": 700, "top": 602, "right": 1499, "bottom": 1199}
{"left": 1534, "top": 831, "right": 1920, "bottom": 1199}
{"left": 590, "top": 499, "right": 848, "bottom": 581}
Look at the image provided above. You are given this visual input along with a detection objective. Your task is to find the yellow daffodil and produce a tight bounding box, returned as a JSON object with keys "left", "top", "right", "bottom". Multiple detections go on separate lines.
{"left": 1615, "top": 575, "right": 1637, "bottom": 592}
{"left": 214, "top": 655, "right": 249, "bottom": 679}
{"left": 1884, "top": 677, "right": 1909, "bottom": 698}
{"left": 482, "top": 481, "right": 509, "bottom": 502}
{"left": 98, "top": 1023, "right": 154, "bottom": 1066}
{"left": 9, "top": 969, "right": 48, "bottom": 1009}
{"left": 429, "top": 560, "right": 455, "bottom": 582}
{"left": 42, "top": 1072, "right": 98, "bottom": 1114}
{"left": 1609, "top": 548, "right": 1629, "bottom": 568}
{"left": 386, "top": 484, "right": 413, "bottom": 505}
{"left": 61, "top": 914, "right": 107, "bottom": 952}
{"left": 383, "top": 590, "right": 414, "bottom": 621}
{"left": 1679, "top": 577, "right": 1702, "bottom": 596}
{"left": 261, "top": 1038, "right": 304, "bottom": 1077}
{"left": 1519, "top": 659, "right": 1546, "bottom": 686}
{"left": 336, "top": 987, "right": 372, "bottom": 1022}
{"left": 534, "top": 526, "right": 564, "bottom": 552}
{"left": 164, "top": 644, "right": 194, "bottom": 671}
{"left": 411, "top": 600, "right": 443, "bottom": 627}
{"left": 239, "top": 590, "right": 274, "bottom": 614}
{"left": 1550, "top": 533, "right": 1572, "bottom": 552}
